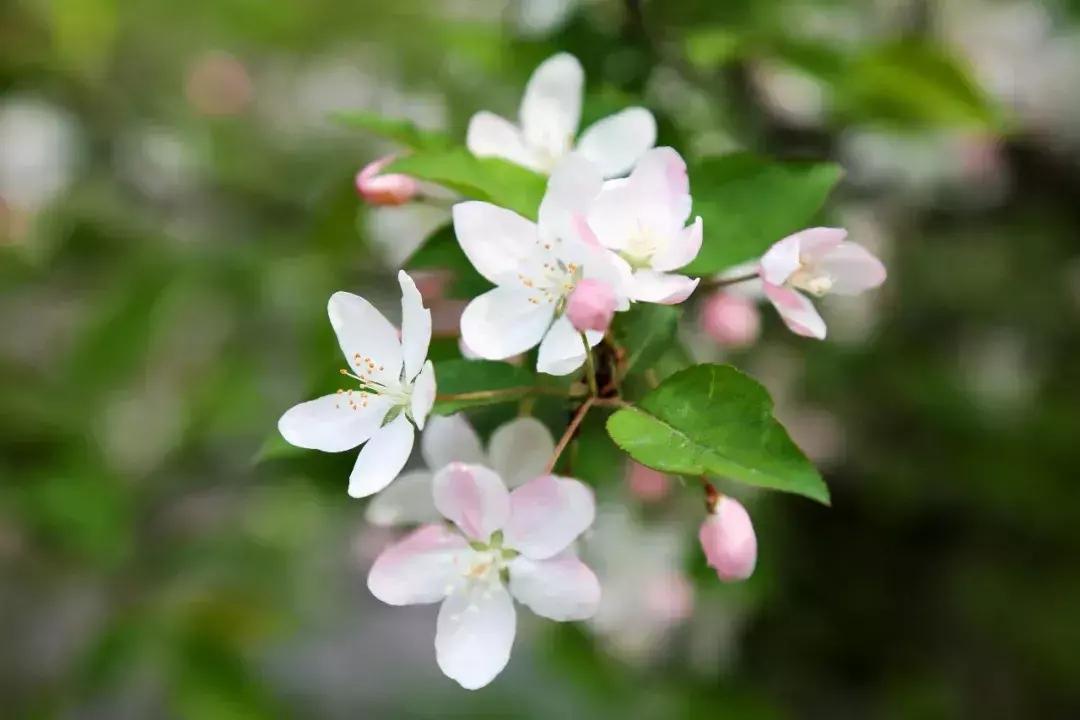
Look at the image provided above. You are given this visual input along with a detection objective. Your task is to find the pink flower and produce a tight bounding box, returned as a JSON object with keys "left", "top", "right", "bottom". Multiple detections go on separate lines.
{"left": 367, "top": 463, "right": 599, "bottom": 690}
{"left": 758, "top": 227, "right": 886, "bottom": 340}
{"left": 355, "top": 155, "right": 418, "bottom": 206}
{"left": 699, "top": 496, "right": 757, "bottom": 582}
{"left": 626, "top": 462, "right": 670, "bottom": 503}
{"left": 566, "top": 278, "right": 617, "bottom": 332}
{"left": 700, "top": 291, "right": 761, "bottom": 348}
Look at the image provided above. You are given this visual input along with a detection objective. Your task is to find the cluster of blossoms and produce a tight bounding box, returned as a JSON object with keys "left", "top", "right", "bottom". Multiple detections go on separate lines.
{"left": 284, "top": 53, "right": 886, "bottom": 689}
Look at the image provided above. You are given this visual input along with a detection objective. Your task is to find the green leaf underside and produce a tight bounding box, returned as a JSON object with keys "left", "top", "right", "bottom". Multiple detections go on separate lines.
{"left": 684, "top": 154, "right": 842, "bottom": 276}
{"left": 606, "top": 364, "right": 829, "bottom": 504}
{"left": 329, "top": 111, "right": 453, "bottom": 151}
{"left": 432, "top": 359, "right": 536, "bottom": 414}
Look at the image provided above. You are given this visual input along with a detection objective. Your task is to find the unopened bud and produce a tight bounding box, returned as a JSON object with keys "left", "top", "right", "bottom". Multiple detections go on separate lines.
{"left": 566, "top": 278, "right": 616, "bottom": 333}
{"left": 699, "top": 496, "right": 757, "bottom": 582}
{"left": 700, "top": 292, "right": 760, "bottom": 348}
{"left": 355, "top": 155, "right": 418, "bottom": 206}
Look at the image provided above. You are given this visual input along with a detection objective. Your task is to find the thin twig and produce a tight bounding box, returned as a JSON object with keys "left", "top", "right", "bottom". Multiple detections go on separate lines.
{"left": 581, "top": 332, "right": 600, "bottom": 397}
{"left": 545, "top": 397, "right": 595, "bottom": 474}
{"left": 698, "top": 271, "right": 760, "bottom": 291}
{"left": 435, "top": 386, "right": 578, "bottom": 403}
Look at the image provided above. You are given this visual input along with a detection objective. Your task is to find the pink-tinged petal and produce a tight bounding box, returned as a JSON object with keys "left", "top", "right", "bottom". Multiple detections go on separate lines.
{"left": 368, "top": 524, "right": 469, "bottom": 605}
{"left": 575, "top": 107, "right": 657, "bottom": 178}
{"left": 652, "top": 216, "right": 703, "bottom": 272}
{"left": 585, "top": 180, "right": 638, "bottom": 249}
{"left": 763, "top": 283, "right": 827, "bottom": 340}
{"left": 460, "top": 286, "right": 554, "bottom": 360}
{"left": 452, "top": 201, "right": 540, "bottom": 285}
{"left": 700, "top": 291, "right": 761, "bottom": 348}
{"left": 520, "top": 53, "right": 583, "bottom": 161}
{"left": 436, "top": 582, "right": 516, "bottom": 690}
{"left": 466, "top": 111, "right": 541, "bottom": 171}
{"left": 627, "top": 462, "right": 671, "bottom": 503}
{"left": 328, "top": 291, "right": 403, "bottom": 386}
{"left": 629, "top": 146, "right": 691, "bottom": 222}
{"left": 433, "top": 463, "right": 510, "bottom": 541}
{"left": 278, "top": 393, "right": 392, "bottom": 453}
{"left": 792, "top": 227, "right": 847, "bottom": 264}
{"left": 347, "top": 413, "right": 416, "bottom": 498}
{"left": 421, "top": 414, "right": 485, "bottom": 471}
{"left": 398, "top": 271, "right": 432, "bottom": 381}
{"left": 629, "top": 270, "right": 699, "bottom": 305}
{"left": 409, "top": 360, "right": 436, "bottom": 430}
{"left": 487, "top": 417, "right": 555, "bottom": 489}
{"left": 508, "top": 551, "right": 601, "bottom": 621}
{"left": 699, "top": 496, "right": 757, "bottom": 581}
{"left": 819, "top": 242, "right": 887, "bottom": 295}
{"left": 536, "top": 314, "right": 601, "bottom": 376}
{"left": 355, "top": 156, "right": 418, "bottom": 206}
{"left": 504, "top": 475, "right": 595, "bottom": 560}
{"left": 565, "top": 278, "right": 617, "bottom": 333}
{"left": 537, "top": 153, "right": 604, "bottom": 243}
{"left": 758, "top": 235, "right": 802, "bottom": 286}
{"left": 365, "top": 470, "right": 441, "bottom": 527}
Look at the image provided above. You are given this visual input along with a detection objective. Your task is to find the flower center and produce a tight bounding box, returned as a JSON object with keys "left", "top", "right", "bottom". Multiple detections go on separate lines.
{"left": 788, "top": 265, "right": 833, "bottom": 297}
{"left": 620, "top": 222, "right": 666, "bottom": 270}
{"left": 458, "top": 530, "right": 518, "bottom": 587}
{"left": 518, "top": 257, "right": 582, "bottom": 310}
{"left": 334, "top": 351, "right": 411, "bottom": 412}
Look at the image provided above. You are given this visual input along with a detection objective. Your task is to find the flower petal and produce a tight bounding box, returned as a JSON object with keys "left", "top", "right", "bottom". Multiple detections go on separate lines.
{"left": 368, "top": 524, "right": 469, "bottom": 605}
{"left": 629, "top": 270, "right": 699, "bottom": 305}
{"left": 652, "top": 216, "right": 702, "bottom": 272}
{"left": 503, "top": 474, "right": 595, "bottom": 560}
{"left": 328, "top": 291, "right": 402, "bottom": 386}
{"left": 398, "top": 270, "right": 432, "bottom": 381}
{"left": 421, "top": 413, "right": 485, "bottom": 470}
{"left": 466, "top": 111, "right": 541, "bottom": 171}
{"left": 536, "top": 314, "right": 601, "bottom": 376}
{"left": 537, "top": 153, "right": 603, "bottom": 244}
{"left": 819, "top": 242, "right": 887, "bottom": 295}
{"left": 347, "top": 413, "right": 416, "bottom": 498}
{"left": 576, "top": 107, "right": 657, "bottom": 178}
{"left": 365, "top": 470, "right": 441, "bottom": 527}
{"left": 452, "top": 201, "right": 540, "bottom": 286}
{"left": 487, "top": 417, "right": 555, "bottom": 488}
{"left": 520, "top": 53, "right": 583, "bottom": 162}
{"left": 277, "top": 393, "right": 391, "bottom": 452}
{"left": 793, "top": 227, "right": 847, "bottom": 264}
{"left": 436, "top": 582, "right": 516, "bottom": 690}
{"left": 758, "top": 235, "right": 803, "bottom": 286}
{"left": 508, "top": 550, "right": 601, "bottom": 621}
{"left": 626, "top": 146, "right": 691, "bottom": 227}
{"left": 763, "top": 283, "right": 827, "bottom": 339}
{"left": 410, "top": 360, "right": 436, "bottom": 430}
{"left": 460, "top": 286, "right": 554, "bottom": 360}
{"left": 433, "top": 462, "right": 510, "bottom": 541}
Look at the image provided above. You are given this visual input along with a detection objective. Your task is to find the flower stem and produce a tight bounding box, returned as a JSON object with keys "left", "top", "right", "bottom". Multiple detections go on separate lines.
{"left": 545, "top": 397, "right": 595, "bottom": 474}
{"left": 581, "top": 333, "right": 599, "bottom": 398}
{"left": 435, "top": 386, "right": 577, "bottom": 403}
{"left": 701, "top": 271, "right": 760, "bottom": 291}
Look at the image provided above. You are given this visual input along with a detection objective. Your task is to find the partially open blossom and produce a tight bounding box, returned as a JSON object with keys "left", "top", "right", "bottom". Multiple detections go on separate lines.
{"left": 467, "top": 53, "right": 656, "bottom": 178}
{"left": 278, "top": 271, "right": 435, "bottom": 498}
{"left": 700, "top": 291, "right": 761, "bottom": 348}
{"left": 759, "top": 227, "right": 886, "bottom": 340}
{"left": 584, "top": 147, "right": 702, "bottom": 305}
{"left": 566, "top": 278, "right": 617, "bottom": 332}
{"left": 368, "top": 464, "right": 599, "bottom": 689}
{"left": 355, "top": 155, "right": 419, "bottom": 206}
{"left": 699, "top": 496, "right": 757, "bottom": 582}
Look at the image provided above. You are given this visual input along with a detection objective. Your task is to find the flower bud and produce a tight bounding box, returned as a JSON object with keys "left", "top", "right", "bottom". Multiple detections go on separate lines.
{"left": 627, "top": 462, "right": 670, "bottom": 503}
{"left": 699, "top": 496, "right": 757, "bottom": 581}
{"left": 700, "top": 291, "right": 760, "bottom": 348}
{"left": 566, "top": 278, "right": 616, "bottom": 332}
{"left": 355, "top": 155, "right": 418, "bottom": 206}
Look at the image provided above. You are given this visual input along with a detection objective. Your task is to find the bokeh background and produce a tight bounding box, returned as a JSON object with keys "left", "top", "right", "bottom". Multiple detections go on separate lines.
{"left": 3, "top": 0, "right": 1080, "bottom": 717}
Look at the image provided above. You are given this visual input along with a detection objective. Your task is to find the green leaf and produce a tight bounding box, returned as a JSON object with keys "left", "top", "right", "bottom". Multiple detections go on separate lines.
{"left": 613, "top": 303, "right": 680, "bottom": 378}
{"left": 386, "top": 149, "right": 547, "bottom": 220}
{"left": 329, "top": 111, "right": 453, "bottom": 151}
{"left": 684, "top": 154, "right": 843, "bottom": 275}
{"left": 684, "top": 27, "right": 743, "bottom": 70}
{"left": 433, "top": 359, "right": 536, "bottom": 414}
{"left": 606, "top": 364, "right": 829, "bottom": 504}
{"left": 406, "top": 223, "right": 491, "bottom": 299}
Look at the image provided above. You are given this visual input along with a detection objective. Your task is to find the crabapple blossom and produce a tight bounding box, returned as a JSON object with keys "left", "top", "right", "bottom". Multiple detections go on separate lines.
{"left": 626, "top": 462, "right": 670, "bottom": 503}
{"left": 467, "top": 52, "right": 656, "bottom": 178}
{"left": 583, "top": 147, "right": 703, "bottom": 305}
{"left": 453, "top": 153, "right": 629, "bottom": 375}
{"left": 366, "top": 414, "right": 555, "bottom": 527}
{"left": 367, "top": 463, "right": 600, "bottom": 689}
{"left": 277, "top": 270, "right": 435, "bottom": 498}
{"left": 699, "top": 496, "right": 757, "bottom": 582}
{"left": 700, "top": 291, "right": 761, "bottom": 348}
{"left": 759, "top": 227, "right": 886, "bottom": 340}
{"left": 355, "top": 154, "right": 418, "bottom": 206}
{"left": 565, "top": 278, "right": 617, "bottom": 332}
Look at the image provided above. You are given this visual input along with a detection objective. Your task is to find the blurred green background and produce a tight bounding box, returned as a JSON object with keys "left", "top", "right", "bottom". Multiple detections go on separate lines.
{"left": 3, "top": 0, "right": 1080, "bottom": 717}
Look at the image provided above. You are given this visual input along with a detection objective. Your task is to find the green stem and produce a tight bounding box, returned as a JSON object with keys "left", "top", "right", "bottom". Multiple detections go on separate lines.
{"left": 581, "top": 333, "right": 599, "bottom": 398}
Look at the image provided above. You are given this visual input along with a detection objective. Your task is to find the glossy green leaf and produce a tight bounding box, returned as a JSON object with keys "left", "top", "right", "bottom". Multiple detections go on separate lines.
{"left": 329, "top": 111, "right": 453, "bottom": 151}
{"left": 433, "top": 359, "right": 536, "bottom": 414}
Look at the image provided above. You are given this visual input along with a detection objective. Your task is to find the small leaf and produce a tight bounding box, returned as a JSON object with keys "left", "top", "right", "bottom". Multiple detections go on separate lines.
{"left": 684, "top": 154, "right": 842, "bottom": 275}
{"left": 406, "top": 224, "right": 492, "bottom": 299}
{"left": 329, "top": 111, "right": 453, "bottom": 151}
{"left": 606, "top": 364, "right": 829, "bottom": 504}
{"left": 433, "top": 359, "right": 536, "bottom": 414}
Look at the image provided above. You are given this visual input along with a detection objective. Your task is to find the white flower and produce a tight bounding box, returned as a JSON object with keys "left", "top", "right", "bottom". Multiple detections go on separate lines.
{"left": 277, "top": 271, "right": 435, "bottom": 498}
{"left": 467, "top": 53, "right": 656, "bottom": 178}
{"left": 368, "top": 463, "right": 600, "bottom": 690}
{"left": 365, "top": 414, "right": 555, "bottom": 527}
{"left": 453, "top": 153, "right": 629, "bottom": 376}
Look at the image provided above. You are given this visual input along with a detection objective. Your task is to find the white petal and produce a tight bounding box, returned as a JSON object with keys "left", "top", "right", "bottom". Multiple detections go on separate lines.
{"left": 794, "top": 227, "right": 847, "bottom": 264}
{"left": 277, "top": 393, "right": 391, "bottom": 452}
{"left": 452, "top": 201, "right": 540, "bottom": 285}
{"left": 398, "top": 270, "right": 432, "bottom": 381}
{"left": 576, "top": 107, "right": 657, "bottom": 178}
{"left": 348, "top": 413, "right": 415, "bottom": 498}
{"left": 759, "top": 234, "right": 803, "bottom": 286}
{"left": 460, "top": 286, "right": 554, "bottom": 361}
{"left": 536, "top": 314, "right": 601, "bottom": 376}
{"left": 503, "top": 475, "right": 595, "bottom": 560}
{"left": 433, "top": 463, "right": 510, "bottom": 541}
{"left": 629, "top": 271, "right": 699, "bottom": 305}
{"left": 520, "top": 53, "right": 583, "bottom": 162}
{"left": 763, "top": 283, "right": 827, "bottom": 339}
{"left": 365, "top": 470, "right": 441, "bottom": 527}
{"left": 487, "top": 417, "right": 555, "bottom": 488}
{"left": 436, "top": 582, "right": 516, "bottom": 690}
{"left": 466, "top": 111, "right": 542, "bottom": 171}
{"left": 537, "top": 153, "right": 603, "bottom": 244}
{"left": 508, "top": 551, "right": 600, "bottom": 621}
{"left": 328, "top": 291, "right": 402, "bottom": 386}
{"left": 421, "top": 414, "right": 485, "bottom": 471}
{"left": 368, "top": 524, "right": 468, "bottom": 605}
{"left": 652, "top": 216, "right": 702, "bottom": 272}
{"left": 410, "top": 360, "right": 436, "bottom": 430}
{"left": 819, "top": 242, "right": 887, "bottom": 295}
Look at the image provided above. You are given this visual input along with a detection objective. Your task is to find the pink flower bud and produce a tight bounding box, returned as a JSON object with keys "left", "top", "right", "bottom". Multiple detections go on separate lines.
{"left": 566, "top": 279, "right": 616, "bottom": 332}
{"left": 645, "top": 572, "right": 695, "bottom": 622}
{"left": 627, "top": 462, "right": 670, "bottom": 503}
{"left": 699, "top": 496, "right": 757, "bottom": 581}
{"left": 355, "top": 155, "right": 418, "bottom": 206}
{"left": 700, "top": 291, "right": 760, "bottom": 348}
